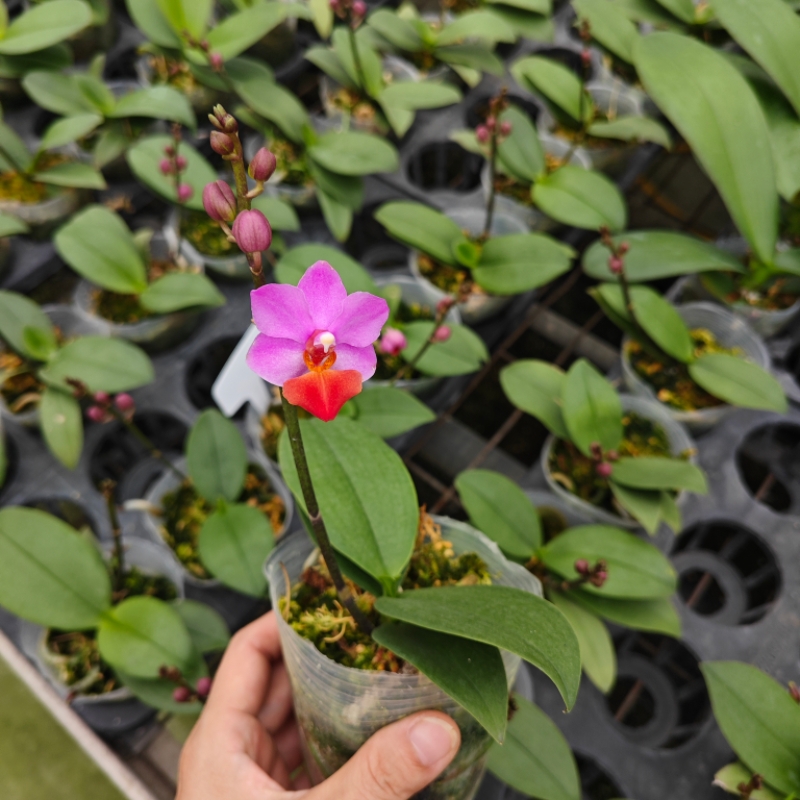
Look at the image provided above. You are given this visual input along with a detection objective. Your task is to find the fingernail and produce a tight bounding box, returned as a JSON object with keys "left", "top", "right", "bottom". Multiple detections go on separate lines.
{"left": 408, "top": 717, "right": 459, "bottom": 767}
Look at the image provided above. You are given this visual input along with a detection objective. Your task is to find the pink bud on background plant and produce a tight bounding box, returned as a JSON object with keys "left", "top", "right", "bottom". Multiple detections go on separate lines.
{"left": 94, "top": 391, "right": 110, "bottom": 404}
{"left": 114, "top": 393, "right": 135, "bottom": 412}
{"left": 379, "top": 328, "right": 407, "bottom": 356}
{"left": 196, "top": 677, "right": 212, "bottom": 699}
{"left": 436, "top": 296, "right": 455, "bottom": 315}
{"left": 172, "top": 686, "right": 191, "bottom": 703}
{"left": 574, "top": 559, "right": 589, "bottom": 576}
{"left": 248, "top": 148, "right": 277, "bottom": 182}
{"left": 608, "top": 255, "right": 623, "bottom": 275}
{"left": 595, "top": 461, "right": 613, "bottom": 479}
{"left": 476, "top": 125, "right": 489, "bottom": 144}
{"left": 86, "top": 406, "right": 107, "bottom": 423}
{"left": 177, "top": 184, "right": 193, "bottom": 203}
{"left": 432, "top": 325, "right": 451, "bottom": 343}
{"left": 209, "top": 52, "right": 224, "bottom": 71}
{"left": 232, "top": 209, "right": 272, "bottom": 253}
{"left": 353, "top": 0, "right": 367, "bottom": 16}
{"left": 159, "top": 159, "right": 173, "bottom": 175}
{"left": 203, "top": 180, "right": 237, "bottom": 223}
{"left": 175, "top": 155, "right": 188, "bottom": 171}
{"left": 500, "top": 121, "right": 512, "bottom": 136}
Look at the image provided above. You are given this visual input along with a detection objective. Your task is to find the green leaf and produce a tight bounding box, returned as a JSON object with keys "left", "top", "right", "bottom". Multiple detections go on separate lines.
{"left": 611, "top": 457, "right": 708, "bottom": 494}
{"left": 569, "top": 590, "right": 681, "bottom": 637}
{"left": 139, "top": 273, "right": 225, "bottom": 313}
{"left": 701, "top": 661, "right": 800, "bottom": 796}
{"left": 588, "top": 116, "right": 672, "bottom": 148}
{"left": 436, "top": 10, "right": 516, "bottom": 45}
{"left": 481, "top": 4, "right": 554, "bottom": 40}
{"left": 582, "top": 230, "right": 746, "bottom": 281}
{"left": 251, "top": 195, "right": 300, "bottom": 232}
{"left": 308, "top": 160, "right": 363, "bottom": 210}
{"left": 500, "top": 360, "right": 567, "bottom": 438}
{"left": 306, "top": 44, "right": 355, "bottom": 89}
{"left": 344, "top": 386, "right": 435, "bottom": 438}
{"left": 33, "top": 162, "right": 106, "bottom": 190}
{"left": 367, "top": 9, "right": 423, "bottom": 50}
{"left": 310, "top": 0, "right": 334, "bottom": 38}
{"left": 379, "top": 81, "right": 461, "bottom": 111}
{"left": 689, "top": 354, "right": 787, "bottom": 413}
{"left": 549, "top": 591, "right": 616, "bottom": 694}
{"left": 279, "top": 418, "right": 419, "bottom": 583}
{"left": 0, "top": 121, "right": 33, "bottom": 171}
{"left": 634, "top": 33, "right": 778, "bottom": 263}
{"left": 713, "top": 763, "right": 784, "bottom": 800}
{"left": 0, "top": 289, "right": 56, "bottom": 359}
{"left": 0, "top": 436, "right": 5, "bottom": 489}
{"left": 186, "top": 409, "right": 248, "bottom": 503}
{"left": 0, "top": 212, "right": 29, "bottom": 238}
{"left": 372, "top": 623, "right": 509, "bottom": 742}
{"left": 198, "top": 503, "right": 274, "bottom": 597}
{"left": 125, "top": 0, "right": 181, "bottom": 47}
{"left": 275, "top": 244, "right": 376, "bottom": 293}
{"left": 0, "top": 0, "right": 92, "bottom": 55}
{"left": 574, "top": 0, "right": 639, "bottom": 62}
{"left": 127, "top": 135, "right": 215, "bottom": 210}
{"left": 455, "top": 469, "right": 542, "bottom": 558}
{"left": 308, "top": 130, "right": 398, "bottom": 177}
{"left": 0, "top": 507, "right": 111, "bottom": 629}
{"left": 0, "top": 44, "right": 72, "bottom": 80}
{"left": 22, "top": 326, "right": 57, "bottom": 362}
{"left": 541, "top": 524, "right": 677, "bottom": 599}
{"left": 434, "top": 43, "right": 505, "bottom": 77}
{"left": 375, "top": 201, "right": 462, "bottom": 265}
{"left": 375, "top": 586, "right": 581, "bottom": 710}
{"left": 155, "top": 0, "right": 211, "bottom": 39}
{"left": 54, "top": 205, "right": 148, "bottom": 294}
{"left": 497, "top": 105, "right": 545, "bottom": 182}
{"left": 609, "top": 482, "right": 663, "bottom": 534}
{"left": 316, "top": 188, "right": 353, "bottom": 242}
{"left": 110, "top": 86, "right": 195, "bottom": 129}
{"left": 533, "top": 166, "right": 627, "bottom": 232}
{"left": 653, "top": 0, "right": 696, "bottom": 22}
{"left": 332, "top": 27, "right": 382, "bottom": 96}
{"left": 172, "top": 599, "right": 230, "bottom": 653}
{"left": 474, "top": 233, "right": 574, "bottom": 295}
{"left": 401, "top": 321, "right": 488, "bottom": 377}
{"left": 40, "top": 387, "right": 83, "bottom": 470}
{"left": 98, "top": 596, "right": 194, "bottom": 678}
{"left": 487, "top": 694, "right": 580, "bottom": 800}
{"left": 40, "top": 337, "right": 154, "bottom": 393}
{"left": 206, "top": 2, "right": 290, "bottom": 60}
{"left": 659, "top": 490, "right": 681, "bottom": 533}
{"left": 40, "top": 114, "right": 103, "bottom": 151}
{"left": 563, "top": 359, "right": 622, "bottom": 457}
{"left": 511, "top": 56, "right": 592, "bottom": 123}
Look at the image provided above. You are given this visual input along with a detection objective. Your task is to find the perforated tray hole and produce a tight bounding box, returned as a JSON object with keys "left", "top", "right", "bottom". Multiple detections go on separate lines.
{"left": 90, "top": 411, "right": 187, "bottom": 500}
{"left": 605, "top": 633, "right": 709, "bottom": 749}
{"left": 21, "top": 498, "right": 97, "bottom": 536}
{"left": 185, "top": 336, "right": 241, "bottom": 411}
{"left": 672, "top": 520, "right": 780, "bottom": 625}
{"left": 0, "top": 434, "right": 18, "bottom": 498}
{"left": 465, "top": 93, "right": 541, "bottom": 130}
{"left": 736, "top": 423, "right": 800, "bottom": 513}
{"left": 784, "top": 343, "right": 800, "bottom": 388}
{"left": 406, "top": 141, "right": 483, "bottom": 192}
{"left": 575, "top": 754, "right": 623, "bottom": 800}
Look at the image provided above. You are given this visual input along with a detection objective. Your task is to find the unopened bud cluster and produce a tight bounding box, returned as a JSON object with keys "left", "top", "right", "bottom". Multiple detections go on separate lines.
{"left": 589, "top": 441, "right": 618, "bottom": 479}
{"left": 159, "top": 666, "right": 212, "bottom": 703}
{"left": 476, "top": 91, "right": 512, "bottom": 147}
{"left": 86, "top": 392, "right": 135, "bottom": 424}
{"left": 159, "top": 126, "right": 193, "bottom": 203}
{"left": 600, "top": 226, "right": 630, "bottom": 276}
{"left": 573, "top": 557, "right": 608, "bottom": 588}
{"left": 330, "top": 0, "right": 367, "bottom": 27}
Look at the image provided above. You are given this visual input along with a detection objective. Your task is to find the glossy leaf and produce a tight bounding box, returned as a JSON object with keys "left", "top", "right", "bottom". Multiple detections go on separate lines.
{"left": 40, "top": 113, "right": 103, "bottom": 150}
{"left": 110, "top": 86, "right": 195, "bottom": 128}
{"left": 541, "top": 524, "right": 677, "bottom": 599}
{"left": 125, "top": 0, "right": 181, "bottom": 47}
{"left": 140, "top": 273, "right": 225, "bottom": 313}
{"left": 574, "top": 0, "right": 638, "bottom": 62}
{"left": 275, "top": 244, "right": 377, "bottom": 293}
{"left": 186, "top": 409, "right": 248, "bottom": 503}
{"left": 379, "top": 81, "right": 462, "bottom": 111}
{"left": 367, "top": 9, "right": 422, "bottom": 50}
{"left": 455, "top": 469, "right": 542, "bottom": 558}
{"left": 500, "top": 359, "right": 567, "bottom": 438}
{"left": 609, "top": 482, "right": 663, "bottom": 535}
{"left": 702, "top": 661, "right": 800, "bottom": 796}
{"left": 0, "top": 507, "right": 110, "bottom": 629}
{"left": 401, "top": 321, "right": 488, "bottom": 377}
{"left": 40, "top": 387, "right": 83, "bottom": 470}
{"left": 343, "top": 386, "right": 435, "bottom": 438}
{"left": 375, "top": 202, "right": 462, "bottom": 265}
{"left": 199, "top": 503, "right": 275, "bottom": 597}
{"left": 0, "top": 212, "right": 29, "bottom": 238}
{"left": 436, "top": 9, "right": 515, "bottom": 44}
{"left": 497, "top": 105, "right": 545, "bottom": 182}
{"left": 0, "top": 289, "right": 56, "bottom": 359}
{"left": 251, "top": 195, "right": 300, "bottom": 232}
{"left": 98, "top": 596, "right": 194, "bottom": 678}
{"left": 653, "top": 0, "right": 696, "bottom": 22}
{"left": 172, "top": 599, "right": 230, "bottom": 653}
{"left": 309, "top": 130, "right": 398, "bottom": 177}
{"left": 0, "top": 0, "right": 92, "bottom": 55}
{"left": 373, "top": 623, "right": 509, "bottom": 742}
{"left": 533, "top": 166, "right": 627, "bottom": 232}
{"left": 279, "top": 418, "right": 419, "bottom": 583}
{"left": 332, "top": 27, "right": 382, "bottom": 96}
{"left": 376, "top": 586, "right": 581, "bottom": 709}
{"left": 316, "top": 188, "right": 353, "bottom": 242}
{"left": 308, "top": 159, "right": 363, "bottom": 210}
{"left": 206, "top": 2, "right": 292, "bottom": 60}
{"left": 569, "top": 590, "right": 681, "bottom": 637}
{"left": 0, "top": 120, "right": 32, "bottom": 171}
{"left": 512, "top": 56, "right": 592, "bottom": 123}
{"left": 34, "top": 161, "right": 106, "bottom": 190}
{"left": 562, "top": 359, "right": 623, "bottom": 456}
{"left": 54, "top": 205, "right": 148, "bottom": 294}
{"left": 689, "top": 354, "right": 787, "bottom": 412}
{"left": 634, "top": 33, "right": 778, "bottom": 263}
{"left": 550, "top": 591, "right": 616, "bottom": 694}
{"left": 155, "top": 0, "right": 211, "bottom": 39}
{"left": 588, "top": 116, "right": 672, "bottom": 148}
{"left": 611, "top": 457, "right": 708, "bottom": 494}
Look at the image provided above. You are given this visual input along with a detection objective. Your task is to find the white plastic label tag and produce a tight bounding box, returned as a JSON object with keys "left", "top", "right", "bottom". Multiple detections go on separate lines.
{"left": 211, "top": 325, "right": 270, "bottom": 417}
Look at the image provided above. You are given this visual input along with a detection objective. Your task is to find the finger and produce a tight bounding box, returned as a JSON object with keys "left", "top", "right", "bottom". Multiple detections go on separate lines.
{"left": 293, "top": 770, "right": 312, "bottom": 791}
{"left": 308, "top": 712, "right": 460, "bottom": 800}
{"left": 206, "top": 612, "right": 283, "bottom": 717}
{"left": 259, "top": 660, "right": 293, "bottom": 732}
{"left": 273, "top": 715, "right": 304, "bottom": 773}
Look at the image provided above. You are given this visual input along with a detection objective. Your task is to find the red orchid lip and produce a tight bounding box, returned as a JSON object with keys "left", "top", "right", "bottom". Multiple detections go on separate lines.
{"left": 283, "top": 369, "right": 363, "bottom": 422}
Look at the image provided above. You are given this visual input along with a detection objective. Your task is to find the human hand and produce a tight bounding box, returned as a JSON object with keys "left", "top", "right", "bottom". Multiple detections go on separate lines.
{"left": 177, "top": 611, "right": 461, "bottom": 800}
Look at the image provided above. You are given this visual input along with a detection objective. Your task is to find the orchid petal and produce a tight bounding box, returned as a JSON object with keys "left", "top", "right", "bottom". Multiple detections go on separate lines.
{"left": 251, "top": 284, "right": 314, "bottom": 343}
{"left": 334, "top": 343, "right": 378, "bottom": 381}
{"left": 284, "top": 369, "right": 362, "bottom": 422}
{"left": 246, "top": 335, "right": 307, "bottom": 386}
{"left": 332, "top": 292, "right": 390, "bottom": 347}
{"left": 298, "top": 261, "right": 347, "bottom": 330}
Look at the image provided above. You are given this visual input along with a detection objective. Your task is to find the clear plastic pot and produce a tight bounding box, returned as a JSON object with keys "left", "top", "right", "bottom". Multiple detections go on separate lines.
{"left": 621, "top": 302, "right": 771, "bottom": 433}
{"left": 142, "top": 450, "right": 294, "bottom": 589}
{"left": 18, "top": 537, "right": 184, "bottom": 705}
{"left": 542, "top": 394, "right": 696, "bottom": 530}
{"left": 265, "top": 518, "right": 542, "bottom": 799}
{"left": 369, "top": 274, "right": 462, "bottom": 398}
{"left": 0, "top": 187, "right": 81, "bottom": 237}
{"left": 409, "top": 206, "right": 527, "bottom": 326}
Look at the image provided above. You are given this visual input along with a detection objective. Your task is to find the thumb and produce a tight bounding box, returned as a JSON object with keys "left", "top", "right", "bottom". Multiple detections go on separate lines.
{"left": 309, "top": 711, "right": 461, "bottom": 800}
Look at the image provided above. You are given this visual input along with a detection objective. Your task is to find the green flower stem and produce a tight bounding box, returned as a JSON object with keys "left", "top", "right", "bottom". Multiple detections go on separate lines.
{"left": 483, "top": 131, "right": 498, "bottom": 240}
{"left": 171, "top": 125, "right": 185, "bottom": 259}
{"left": 348, "top": 26, "right": 367, "bottom": 96}
{"left": 390, "top": 304, "right": 449, "bottom": 385}
{"left": 280, "top": 390, "right": 374, "bottom": 635}
{"left": 617, "top": 268, "right": 671, "bottom": 363}
{"left": 101, "top": 479, "right": 124, "bottom": 594}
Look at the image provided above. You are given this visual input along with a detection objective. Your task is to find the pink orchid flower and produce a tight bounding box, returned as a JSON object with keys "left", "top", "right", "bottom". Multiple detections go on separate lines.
{"left": 246, "top": 261, "right": 389, "bottom": 421}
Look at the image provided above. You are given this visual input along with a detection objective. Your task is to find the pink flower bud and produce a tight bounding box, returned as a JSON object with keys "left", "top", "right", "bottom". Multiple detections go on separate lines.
{"left": 432, "top": 325, "right": 451, "bottom": 343}
{"left": 175, "top": 155, "right": 188, "bottom": 171}
{"left": 574, "top": 558, "right": 590, "bottom": 575}
{"left": 209, "top": 52, "right": 224, "bottom": 71}
{"left": 203, "top": 180, "right": 237, "bottom": 223}
{"left": 329, "top": 0, "right": 340, "bottom": 10}
{"left": 177, "top": 184, "right": 193, "bottom": 203}
{"left": 606, "top": 450, "right": 619, "bottom": 462}
{"left": 592, "top": 570, "right": 608, "bottom": 587}
{"left": 379, "top": 327, "right": 407, "bottom": 356}
{"left": 248, "top": 148, "right": 277, "bottom": 182}
{"left": 159, "top": 159, "right": 174, "bottom": 175}
{"left": 164, "top": 145, "right": 175, "bottom": 157}
{"left": 196, "top": 677, "right": 212, "bottom": 698}
{"left": 618, "top": 241, "right": 630, "bottom": 255}
{"left": 114, "top": 393, "right": 135, "bottom": 412}
{"left": 352, "top": 0, "right": 367, "bottom": 16}
{"left": 172, "top": 686, "right": 192, "bottom": 703}
{"left": 581, "top": 49, "right": 591, "bottom": 68}
{"left": 87, "top": 405, "right": 107, "bottom": 423}
{"left": 475, "top": 125, "right": 490, "bottom": 143}
{"left": 608, "top": 255, "right": 624, "bottom": 275}
{"left": 94, "top": 391, "right": 110, "bottom": 404}
{"left": 436, "top": 296, "right": 455, "bottom": 315}
{"left": 595, "top": 461, "right": 613, "bottom": 479}
{"left": 500, "top": 121, "right": 512, "bottom": 136}
{"left": 486, "top": 115, "right": 496, "bottom": 131}
{"left": 590, "top": 441, "right": 602, "bottom": 459}
{"left": 210, "top": 131, "right": 235, "bottom": 156}
{"left": 232, "top": 209, "right": 272, "bottom": 253}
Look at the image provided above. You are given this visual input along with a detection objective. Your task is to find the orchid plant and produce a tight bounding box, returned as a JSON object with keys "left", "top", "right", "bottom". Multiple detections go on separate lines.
{"left": 501, "top": 357, "right": 709, "bottom": 534}
{"left": 0, "top": 0, "right": 93, "bottom": 63}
